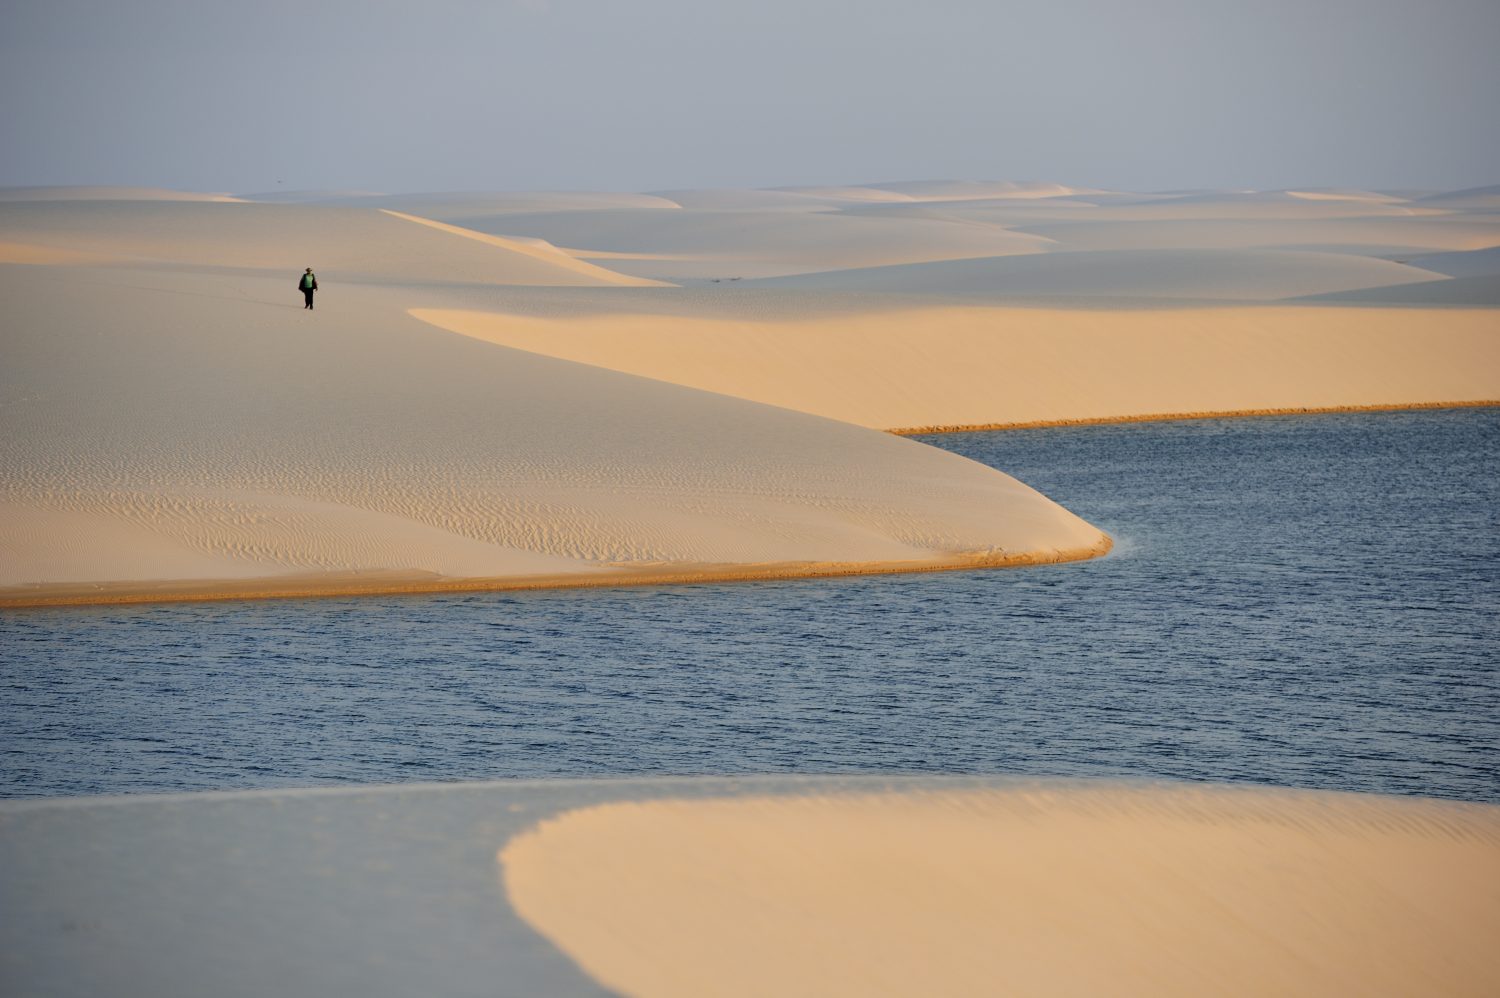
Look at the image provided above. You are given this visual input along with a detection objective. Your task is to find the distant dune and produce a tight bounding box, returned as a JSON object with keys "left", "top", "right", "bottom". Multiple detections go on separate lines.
{"left": 0, "top": 185, "right": 242, "bottom": 202}
{"left": 2, "top": 180, "right": 1496, "bottom": 604}
{"left": 443, "top": 205, "right": 1054, "bottom": 280}
{"left": 745, "top": 247, "right": 1445, "bottom": 300}
{"left": 0, "top": 199, "right": 658, "bottom": 286}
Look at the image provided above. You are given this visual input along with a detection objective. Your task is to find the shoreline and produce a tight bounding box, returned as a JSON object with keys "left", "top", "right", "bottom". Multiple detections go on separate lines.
{"left": 0, "top": 536, "right": 1113, "bottom": 610}
{"left": 888, "top": 398, "right": 1500, "bottom": 435}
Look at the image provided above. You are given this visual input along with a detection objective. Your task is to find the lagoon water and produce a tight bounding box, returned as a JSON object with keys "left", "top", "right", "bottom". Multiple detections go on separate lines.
{"left": 3, "top": 409, "right": 1497, "bottom": 801}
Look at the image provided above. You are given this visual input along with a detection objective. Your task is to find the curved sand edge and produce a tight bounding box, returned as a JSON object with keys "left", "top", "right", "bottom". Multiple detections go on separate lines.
{"left": 0, "top": 535, "right": 1112, "bottom": 609}
{"left": 501, "top": 781, "right": 1500, "bottom": 998}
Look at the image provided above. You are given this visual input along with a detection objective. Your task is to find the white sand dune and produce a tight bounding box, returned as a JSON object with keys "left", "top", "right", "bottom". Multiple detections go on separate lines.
{"left": 864, "top": 179, "right": 1091, "bottom": 200}
{"left": 4, "top": 182, "right": 1496, "bottom": 604}
{"left": 0, "top": 185, "right": 242, "bottom": 202}
{"left": 446, "top": 206, "right": 1054, "bottom": 280}
{"left": 744, "top": 248, "right": 1446, "bottom": 300}
{"left": 502, "top": 782, "right": 1500, "bottom": 998}
{"left": 648, "top": 187, "right": 866, "bottom": 211}
{"left": 230, "top": 188, "right": 388, "bottom": 203}
{"left": 0, "top": 255, "right": 1106, "bottom": 605}
{"left": 0, "top": 199, "right": 662, "bottom": 286}
{"left": 416, "top": 301, "right": 1500, "bottom": 431}
{"left": 1282, "top": 187, "right": 1408, "bottom": 203}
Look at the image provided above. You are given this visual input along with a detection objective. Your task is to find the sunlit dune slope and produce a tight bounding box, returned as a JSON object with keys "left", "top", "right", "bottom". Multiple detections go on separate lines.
{"left": 0, "top": 262, "right": 1107, "bottom": 603}
{"left": 5, "top": 181, "right": 1494, "bottom": 604}
{"left": 0, "top": 200, "right": 660, "bottom": 286}
{"left": 415, "top": 301, "right": 1500, "bottom": 431}
{"left": 502, "top": 783, "right": 1500, "bottom": 998}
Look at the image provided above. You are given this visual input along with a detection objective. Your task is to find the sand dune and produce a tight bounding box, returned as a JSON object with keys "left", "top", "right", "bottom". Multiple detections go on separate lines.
{"left": 0, "top": 185, "right": 242, "bottom": 202}
{"left": 246, "top": 189, "right": 686, "bottom": 215}
{"left": 1008, "top": 216, "right": 1497, "bottom": 252}
{"left": 4, "top": 182, "right": 1495, "bottom": 604}
{"left": 416, "top": 302, "right": 1500, "bottom": 431}
{"left": 0, "top": 257, "right": 1107, "bottom": 605}
{"left": 443, "top": 206, "right": 1053, "bottom": 280}
{"left": 1282, "top": 187, "right": 1408, "bottom": 203}
{"left": 649, "top": 187, "right": 868, "bottom": 210}
{"left": 745, "top": 248, "right": 1445, "bottom": 300}
{"left": 0, "top": 199, "right": 657, "bottom": 286}
{"left": 863, "top": 179, "right": 1091, "bottom": 200}
{"left": 376, "top": 209, "right": 668, "bottom": 287}
{"left": 502, "top": 782, "right": 1500, "bottom": 998}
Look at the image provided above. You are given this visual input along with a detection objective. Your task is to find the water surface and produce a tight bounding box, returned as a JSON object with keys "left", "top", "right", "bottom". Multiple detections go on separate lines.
{"left": 3, "top": 409, "right": 1496, "bottom": 801}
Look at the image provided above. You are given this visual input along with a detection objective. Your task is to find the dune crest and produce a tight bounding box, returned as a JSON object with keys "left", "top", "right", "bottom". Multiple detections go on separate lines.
{"left": 377, "top": 209, "right": 671, "bottom": 287}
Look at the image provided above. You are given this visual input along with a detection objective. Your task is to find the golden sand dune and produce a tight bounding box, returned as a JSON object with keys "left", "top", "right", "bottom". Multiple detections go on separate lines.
{"left": 0, "top": 257, "right": 1106, "bottom": 604}
{"left": 860, "top": 178, "right": 1092, "bottom": 200}
{"left": 0, "top": 199, "right": 656, "bottom": 286}
{"left": 415, "top": 302, "right": 1500, "bottom": 431}
{"left": 246, "top": 189, "right": 686, "bottom": 215}
{"left": 502, "top": 783, "right": 1500, "bottom": 998}
{"left": 437, "top": 206, "right": 1054, "bottom": 280}
{"left": 3, "top": 183, "right": 1495, "bottom": 605}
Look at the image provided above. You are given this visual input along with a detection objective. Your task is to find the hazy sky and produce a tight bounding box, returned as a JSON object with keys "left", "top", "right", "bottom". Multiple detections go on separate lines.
{"left": 3, "top": 0, "right": 1497, "bottom": 194}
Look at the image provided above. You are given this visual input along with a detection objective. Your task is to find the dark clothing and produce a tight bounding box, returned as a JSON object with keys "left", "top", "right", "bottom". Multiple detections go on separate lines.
{"left": 302, "top": 288, "right": 315, "bottom": 309}
{"left": 299, "top": 272, "right": 318, "bottom": 309}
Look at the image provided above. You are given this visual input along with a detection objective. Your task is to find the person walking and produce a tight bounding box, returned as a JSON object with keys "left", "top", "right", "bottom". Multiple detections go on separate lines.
{"left": 299, "top": 268, "right": 318, "bottom": 309}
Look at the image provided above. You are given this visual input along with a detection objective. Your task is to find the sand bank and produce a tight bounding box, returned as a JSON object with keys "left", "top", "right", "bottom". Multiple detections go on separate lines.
{"left": 503, "top": 783, "right": 1500, "bottom": 998}
{"left": 414, "top": 303, "right": 1500, "bottom": 431}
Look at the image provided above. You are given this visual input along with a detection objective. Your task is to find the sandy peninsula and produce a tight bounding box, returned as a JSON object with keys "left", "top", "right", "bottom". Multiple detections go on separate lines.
{"left": 3, "top": 181, "right": 1497, "bottom": 605}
